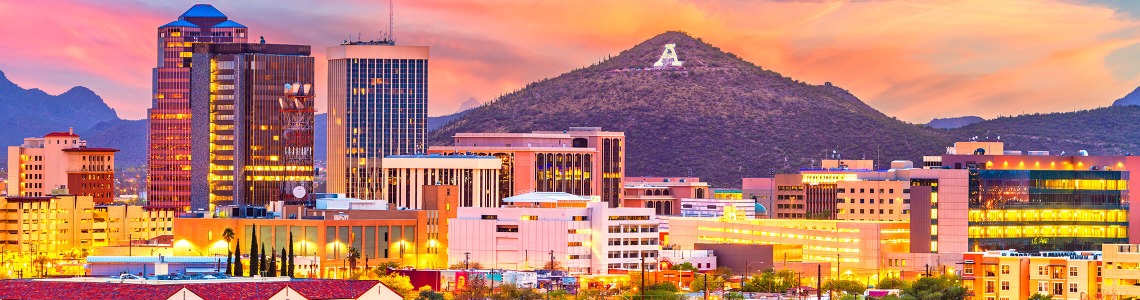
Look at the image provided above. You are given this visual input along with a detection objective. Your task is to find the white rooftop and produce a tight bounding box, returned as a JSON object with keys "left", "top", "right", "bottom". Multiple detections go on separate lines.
{"left": 502, "top": 192, "right": 593, "bottom": 203}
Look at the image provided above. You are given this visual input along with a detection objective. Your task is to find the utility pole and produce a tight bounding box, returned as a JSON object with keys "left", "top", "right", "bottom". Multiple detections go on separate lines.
{"left": 703, "top": 273, "right": 709, "bottom": 300}
{"left": 464, "top": 252, "right": 470, "bottom": 269}
{"left": 817, "top": 265, "right": 821, "bottom": 300}
{"left": 641, "top": 255, "right": 646, "bottom": 300}
{"left": 128, "top": 234, "right": 132, "bottom": 256}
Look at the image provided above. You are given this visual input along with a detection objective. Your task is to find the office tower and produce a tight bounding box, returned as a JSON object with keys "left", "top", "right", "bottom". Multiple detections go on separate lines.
{"left": 148, "top": 4, "right": 248, "bottom": 210}
{"left": 189, "top": 43, "right": 315, "bottom": 212}
{"left": 6, "top": 130, "right": 118, "bottom": 204}
{"left": 326, "top": 42, "right": 429, "bottom": 199}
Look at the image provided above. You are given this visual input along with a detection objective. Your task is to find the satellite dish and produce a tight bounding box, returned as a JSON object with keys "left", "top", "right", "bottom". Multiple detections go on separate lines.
{"left": 283, "top": 84, "right": 292, "bottom": 94}
{"left": 291, "top": 83, "right": 301, "bottom": 94}
{"left": 292, "top": 186, "right": 307, "bottom": 199}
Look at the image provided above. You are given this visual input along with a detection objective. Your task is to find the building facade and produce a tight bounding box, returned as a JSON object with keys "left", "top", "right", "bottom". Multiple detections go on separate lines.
{"left": 622, "top": 177, "right": 708, "bottom": 216}
{"left": 148, "top": 4, "right": 249, "bottom": 210}
{"left": 1102, "top": 244, "right": 1140, "bottom": 299}
{"left": 449, "top": 194, "right": 660, "bottom": 274}
{"left": 962, "top": 250, "right": 1102, "bottom": 300}
{"left": 174, "top": 185, "right": 457, "bottom": 278}
{"left": 326, "top": 43, "right": 429, "bottom": 199}
{"left": 7, "top": 131, "right": 117, "bottom": 204}
{"left": 0, "top": 195, "right": 174, "bottom": 277}
{"left": 189, "top": 43, "right": 315, "bottom": 212}
{"left": 381, "top": 155, "right": 500, "bottom": 209}
{"left": 429, "top": 127, "right": 626, "bottom": 207}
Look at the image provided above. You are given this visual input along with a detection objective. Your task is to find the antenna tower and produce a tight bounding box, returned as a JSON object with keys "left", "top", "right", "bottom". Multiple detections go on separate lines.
{"left": 389, "top": 0, "right": 395, "bottom": 42}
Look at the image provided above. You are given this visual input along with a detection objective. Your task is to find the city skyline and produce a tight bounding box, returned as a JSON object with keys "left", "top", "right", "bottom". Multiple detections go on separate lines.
{"left": 0, "top": 1, "right": 1139, "bottom": 122}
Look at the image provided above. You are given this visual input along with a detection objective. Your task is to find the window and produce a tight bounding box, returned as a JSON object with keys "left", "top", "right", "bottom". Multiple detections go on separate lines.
{"left": 1038, "top": 266, "right": 1046, "bottom": 276}
{"left": 1001, "top": 265, "right": 1010, "bottom": 275}
{"left": 480, "top": 215, "right": 497, "bottom": 220}
{"left": 1001, "top": 281, "right": 1009, "bottom": 291}
{"left": 1038, "top": 282, "right": 1046, "bottom": 293}
{"left": 985, "top": 281, "right": 995, "bottom": 293}
{"left": 495, "top": 225, "right": 518, "bottom": 233}
{"left": 1069, "top": 283, "right": 1078, "bottom": 293}
{"left": 568, "top": 242, "right": 583, "bottom": 247}
{"left": 1069, "top": 266, "right": 1078, "bottom": 276}
{"left": 572, "top": 216, "right": 588, "bottom": 221}
{"left": 1053, "top": 283, "right": 1063, "bottom": 295}
{"left": 965, "top": 265, "right": 974, "bottom": 275}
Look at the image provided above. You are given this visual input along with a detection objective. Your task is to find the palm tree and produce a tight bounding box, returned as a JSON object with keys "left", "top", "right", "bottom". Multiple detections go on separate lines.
{"left": 347, "top": 247, "right": 361, "bottom": 271}
{"left": 222, "top": 228, "right": 235, "bottom": 244}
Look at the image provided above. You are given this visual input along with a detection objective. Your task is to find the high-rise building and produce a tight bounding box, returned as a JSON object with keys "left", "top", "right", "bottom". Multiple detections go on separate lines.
{"left": 148, "top": 4, "right": 248, "bottom": 210}
{"left": 6, "top": 130, "right": 117, "bottom": 203}
{"left": 326, "top": 42, "right": 429, "bottom": 199}
{"left": 189, "top": 43, "right": 315, "bottom": 212}
{"left": 428, "top": 127, "right": 626, "bottom": 207}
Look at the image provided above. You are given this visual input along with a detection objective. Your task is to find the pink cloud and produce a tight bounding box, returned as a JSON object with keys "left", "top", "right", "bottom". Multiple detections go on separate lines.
{"left": 0, "top": 0, "right": 1137, "bottom": 123}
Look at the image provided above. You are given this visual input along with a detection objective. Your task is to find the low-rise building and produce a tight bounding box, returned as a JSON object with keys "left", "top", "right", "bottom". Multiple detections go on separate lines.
{"left": 173, "top": 185, "right": 457, "bottom": 278}
{"left": 449, "top": 192, "right": 661, "bottom": 274}
{"left": 380, "top": 154, "right": 501, "bottom": 209}
{"left": 623, "top": 177, "right": 709, "bottom": 216}
{"left": 962, "top": 250, "right": 1102, "bottom": 300}
{"left": 1103, "top": 244, "right": 1140, "bottom": 299}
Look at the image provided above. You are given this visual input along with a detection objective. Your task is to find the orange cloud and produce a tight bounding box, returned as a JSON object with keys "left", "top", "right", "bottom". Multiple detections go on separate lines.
{"left": 0, "top": 0, "right": 1137, "bottom": 123}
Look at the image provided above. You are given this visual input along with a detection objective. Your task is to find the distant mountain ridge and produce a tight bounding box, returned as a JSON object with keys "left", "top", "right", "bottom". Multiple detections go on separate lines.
{"left": 0, "top": 69, "right": 147, "bottom": 167}
{"left": 1112, "top": 86, "right": 1140, "bottom": 106}
{"left": 926, "top": 116, "right": 985, "bottom": 129}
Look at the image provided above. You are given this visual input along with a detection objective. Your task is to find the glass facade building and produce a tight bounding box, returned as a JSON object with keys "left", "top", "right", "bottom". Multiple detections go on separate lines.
{"left": 968, "top": 170, "right": 1129, "bottom": 251}
{"left": 148, "top": 5, "right": 248, "bottom": 210}
{"left": 189, "top": 43, "right": 315, "bottom": 211}
{"left": 326, "top": 43, "right": 429, "bottom": 200}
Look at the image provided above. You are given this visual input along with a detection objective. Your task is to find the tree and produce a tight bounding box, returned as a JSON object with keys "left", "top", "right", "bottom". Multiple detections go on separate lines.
{"left": 901, "top": 275, "right": 966, "bottom": 300}
{"left": 378, "top": 273, "right": 415, "bottom": 298}
{"left": 260, "top": 243, "right": 268, "bottom": 276}
{"left": 1027, "top": 294, "right": 1052, "bottom": 300}
{"left": 347, "top": 247, "right": 361, "bottom": 271}
{"left": 669, "top": 262, "right": 698, "bottom": 272}
{"left": 287, "top": 232, "right": 295, "bottom": 277}
{"left": 544, "top": 260, "right": 563, "bottom": 271}
{"left": 725, "top": 292, "right": 745, "bottom": 300}
{"left": 226, "top": 250, "right": 233, "bottom": 276}
{"left": 449, "top": 261, "right": 484, "bottom": 270}
{"left": 824, "top": 279, "right": 866, "bottom": 296}
{"left": 249, "top": 229, "right": 259, "bottom": 276}
{"left": 280, "top": 248, "right": 287, "bottom": 277}
{"left": 374, "top": 261, "right": 401, "bottom": 275}
{"left": 233, "top": 239, "right": 243, "bottom": 276}
{"left": 712, "top": 266, "right": 734, "bottom": 279}
{"left": 691, "top": 274, "right": 725, "bottom": 293}
{"left": 493, "top": 284, "right": 543, "bottom": 300}
{"left": 455, "top": 273, "right": 490, "bottom": 300}
{"left": 268, "top": 249, "right": 278, "bottom": 277}
{"left": 743, "top": 269, "right": 797, "bottom": 293}
{"left": 222, "top": 228, "right": 235, "bottom": 244}
{"left": 414, "top": 287, "right": 446, "bottom": 300}
{"left": 876, "top": 277, "right": 910, "bottom": 290}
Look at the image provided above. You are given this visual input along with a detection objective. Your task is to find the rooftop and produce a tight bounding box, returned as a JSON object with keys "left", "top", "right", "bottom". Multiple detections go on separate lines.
{"left": 503, "top": 192, "right": 593, "bottom": 203}
{"left": 386, "top": 153, "right": 498, "bottom": 159}
{"left": 179, "top": 4, "right": 227, "bottom": 19}
{"left": 212, "top": 20, "right": 246, "bottom": 28}
{"left": 44, "top": 131, "right": 79, "bottom": 138}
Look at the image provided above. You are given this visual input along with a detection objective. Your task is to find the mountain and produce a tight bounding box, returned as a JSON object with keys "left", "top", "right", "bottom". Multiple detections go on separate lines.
{"left": 951, "top": 106, "right": 1140, "bottom": 156}
{"left": 926, "top": 116, "right": 985, "bottom": 129}
{"left": 430, "top": 31, "right": 952, "bottom": 186}
{"left": 1112, "top": 86, "right": 1140, "bottom": 106}
{"left": 455, "top": 97, "right": 481, "bottom": 114}
{"left": 0, "top": 69, "right": 147, "bottom": 169}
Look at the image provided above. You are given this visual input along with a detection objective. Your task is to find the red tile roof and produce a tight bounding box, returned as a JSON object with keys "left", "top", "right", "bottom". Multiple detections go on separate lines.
{"left": 0, "top": 279, "right": 385, "bottom": 300}
{"left": 44, "top": 132, "right": 80, "bottom": 138}
{"left": 291, "top": 280, "right": 380, "bottom": 299}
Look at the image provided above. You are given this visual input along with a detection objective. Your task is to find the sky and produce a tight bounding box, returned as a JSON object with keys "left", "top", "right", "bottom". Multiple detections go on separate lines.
{"left": 0, "top": 0, "right": 1139, "bottom": 123}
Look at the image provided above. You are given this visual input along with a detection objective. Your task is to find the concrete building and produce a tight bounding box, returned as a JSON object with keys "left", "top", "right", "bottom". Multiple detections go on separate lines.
{"left": 381, "top": 154, "right": 500, "bottom": 209}
{"left": 1103, "top": 244, "right": 1140, "bottom": 299}
{"left": 428, "top": 127, "right": 626, "bottom": 207}
{"left": 622, "top": 177, "right": 709, "bottom": 216}
{"left": 0, "top": 194, "right": 174, "bottom": 277}
{"left": 0, "top": 278, "right": 402, "bottom": 300}
{"left": 666, "top": 216, "right": 952, "bottom": 280}
{"left": 326, "top": 42, "right": 429, "bottom": 200}
{"left": 679, "top": 198, "right": 758, "bottom": 218}
{"left": 7, "top": 131, "right": 117, "bottom": 203}
{"left": 148, "top": 4, "right": 249, "bottom": 210}
{"left": 742, "top": 178, "right": 774, "bottom": 218}
{"left": 962, "top": 250, "right": 1102, "bottom": 300}
{"left": 173, "top": 185, "right": 456, "bottom": 278}
{"left": 448, "top": 192, "right": 660, "bottom": 274}
{"left": 189, "top": 43, "right": 315, "bottom": 211}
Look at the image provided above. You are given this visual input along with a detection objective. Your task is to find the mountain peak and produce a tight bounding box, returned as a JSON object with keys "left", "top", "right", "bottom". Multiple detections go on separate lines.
{"left": 1112, "top": 86, "right": 1140, "bottom": 107}
{"left": 595, "top": 31, "right": 748, "bottom": 71}
{"left": 0, "top": 68, "right": 18, "bottom": 92}
{"left": 456, "top": 97, "right": 481, "bottom": 113}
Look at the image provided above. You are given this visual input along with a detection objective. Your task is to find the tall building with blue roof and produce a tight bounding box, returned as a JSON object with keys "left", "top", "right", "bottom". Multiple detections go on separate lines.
{"left": 147, "top": 4, "right": 248, "bottom": 211}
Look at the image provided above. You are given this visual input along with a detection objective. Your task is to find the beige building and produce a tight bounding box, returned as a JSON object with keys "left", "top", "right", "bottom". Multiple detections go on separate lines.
{"left": 381, "top": 155, "right": 501, "bottom": 209}
{"left": 0, "top": 194, "right": 174, "bottom": 277}
{"left": 963, "top": 250, "right": 1102, "bottom": 300}
{"left": 1103, "top": 244, "right": 1140, "bottom": 299}
{"left": 836, "top": 179, "right": 910, "bottom": 221}
{"left": 7, "top": 130, "right": 117, "bottom": 203}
